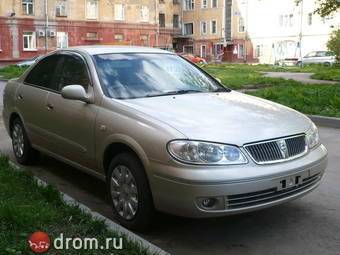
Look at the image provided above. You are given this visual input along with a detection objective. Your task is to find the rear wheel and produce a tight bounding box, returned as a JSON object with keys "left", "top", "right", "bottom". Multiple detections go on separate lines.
{"left": 11, "top": 118, "right": 39, "bottom": 165}
{"left": 107, "top": 153, "right": 154, "bottom": 231}
{"left": 324, "top": 62, "right": 331, "bottom": 67}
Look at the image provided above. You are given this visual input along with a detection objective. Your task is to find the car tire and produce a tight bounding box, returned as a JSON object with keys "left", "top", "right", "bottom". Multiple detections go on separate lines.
{"left": 11, "top": 118, "right": 39, "bottom": 165}
{"left": 296, "top": 61, "right": 303, "bottom": 67}
{"left": 324, "top": 62, "right": 331, "bottom": 67}
{"left": 107, "top": 152, "right": 154, "bottom": 231}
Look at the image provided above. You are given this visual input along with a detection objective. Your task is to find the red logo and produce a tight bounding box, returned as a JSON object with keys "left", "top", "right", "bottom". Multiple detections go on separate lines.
{"left": 28, "top": 231, "right": 51, "bottom": 254}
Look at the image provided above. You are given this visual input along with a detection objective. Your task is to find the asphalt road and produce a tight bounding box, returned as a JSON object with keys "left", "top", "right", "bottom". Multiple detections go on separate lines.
{"left": 0, "top": 80, "right": 340, "bottom": 255}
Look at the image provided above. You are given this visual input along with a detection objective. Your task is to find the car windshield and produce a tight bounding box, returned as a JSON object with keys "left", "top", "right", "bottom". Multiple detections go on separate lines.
{"left": 93, "top": 53, "right": 228, "bottom": 99}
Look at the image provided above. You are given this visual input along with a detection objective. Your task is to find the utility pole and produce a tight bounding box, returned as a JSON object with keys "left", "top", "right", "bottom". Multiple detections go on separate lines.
{"left": 45, "top": 0, "right": 49, "bottom": 53}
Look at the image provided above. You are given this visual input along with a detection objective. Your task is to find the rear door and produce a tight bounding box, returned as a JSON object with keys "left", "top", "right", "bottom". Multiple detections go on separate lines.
{"left": 43, "top": 52, "right": 98, "bottom": 169}
{"left": 16, "top": 55, "right": 62, "bottom": 149}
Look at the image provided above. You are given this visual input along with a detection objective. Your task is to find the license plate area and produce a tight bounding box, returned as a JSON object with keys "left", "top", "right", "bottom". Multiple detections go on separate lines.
{"left": 276, "top": 171, "right": 310, "bottom": 191}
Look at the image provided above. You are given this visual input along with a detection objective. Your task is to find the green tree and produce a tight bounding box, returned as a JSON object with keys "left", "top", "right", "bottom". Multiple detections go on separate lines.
{"left": 296, "top": 0, "right": 340, "bottom": 17}
{"left": 327, "top": 29, "right": 340, "bottom": 61}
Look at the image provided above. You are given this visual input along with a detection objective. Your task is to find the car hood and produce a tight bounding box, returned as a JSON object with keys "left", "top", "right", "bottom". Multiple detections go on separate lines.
{"left": 120, "top": 91, "right": 312, "bottom": 146}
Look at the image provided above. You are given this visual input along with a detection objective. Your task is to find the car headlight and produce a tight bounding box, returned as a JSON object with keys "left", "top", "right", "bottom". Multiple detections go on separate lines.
{"left": 167, "top": 140, "right": 248, "bottom": 165}
{"left": 306, "top": 123, "right": 320, "bottom": 149}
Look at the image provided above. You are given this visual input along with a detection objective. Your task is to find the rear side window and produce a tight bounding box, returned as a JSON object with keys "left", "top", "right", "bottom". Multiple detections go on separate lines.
{"left": 24, "top": 55, "right": 60, "bottom": 90}
{"left": 56, "top": 55, "right": 90, "bottom": 91}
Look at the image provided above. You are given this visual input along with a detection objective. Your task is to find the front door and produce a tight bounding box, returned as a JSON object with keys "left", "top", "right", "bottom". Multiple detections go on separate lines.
{"left": 44, "top": 53, "right": 98, "bottom": 169}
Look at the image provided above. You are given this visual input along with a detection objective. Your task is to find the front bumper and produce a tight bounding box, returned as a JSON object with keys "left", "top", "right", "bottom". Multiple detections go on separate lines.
{"left": 149, "top": 144, "right": 328, "bottom": 218}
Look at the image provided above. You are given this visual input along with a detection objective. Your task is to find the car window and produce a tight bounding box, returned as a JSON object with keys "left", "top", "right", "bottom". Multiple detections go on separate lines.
{"left": 325, "top": 51, "right": 334, "bottom": 57}
{"left": 24, "top": 55, "right": 61, "bottom": 90}
{"left": 316, "top": 51, "right": 326, "bottom": 57}
{"left": 305, "top": 52, "right": 316, "bottom": 58}
{"left": 56, "top": 55, "right": 90, "bottom": 91}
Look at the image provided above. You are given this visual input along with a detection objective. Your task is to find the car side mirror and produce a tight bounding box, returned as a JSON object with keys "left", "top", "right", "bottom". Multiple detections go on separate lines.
{"left": 61, "top": 85, "right": 91, "bottom": 103}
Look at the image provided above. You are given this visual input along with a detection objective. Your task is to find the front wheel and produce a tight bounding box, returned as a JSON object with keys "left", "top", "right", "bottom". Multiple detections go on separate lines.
{"left": 11, "top": 118, "right": 39, "bottom": 165}
{"left": 107, "top": 153, "right": 154, "bottom": 231}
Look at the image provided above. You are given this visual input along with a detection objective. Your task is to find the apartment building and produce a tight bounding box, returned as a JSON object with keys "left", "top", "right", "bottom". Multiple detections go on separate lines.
{"left": 0, "top": 0, "right": 181, "bottom": 61}
{"left": 179, "top": 0, "right": 339, "bottom": 63}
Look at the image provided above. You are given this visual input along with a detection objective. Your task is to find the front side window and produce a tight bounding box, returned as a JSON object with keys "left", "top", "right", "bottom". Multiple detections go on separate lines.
{"left": 140, "top": 6, "right": 149, "bottom": 22}
{"left": 23, "top": 32, "right": 36, "bottom": 50}
{"left": 56, "top": 55, "right": 90, "bottom": 91}
{"left": 93, "top": 53, "right": 225, "bottom": 99}
{"left": 24, "top": 55, "right": 61, "bottom": 90}
{"left": 184, "top": 23, "right": 193, "bottom": 35}
{"left": 86, "top": 0, "right": 98, "bottom": 19}
{"left": 114, "top": 4, "right": 125, "bottom": 21}
{"left": 22, "top": 0, "right": 34, "bottom": 15}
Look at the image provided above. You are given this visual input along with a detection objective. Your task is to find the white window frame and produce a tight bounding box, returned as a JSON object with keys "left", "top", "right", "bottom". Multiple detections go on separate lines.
{"left": 114, "top": 4, "right": 125, "bottom": 21}
{"left": 238, "top": 17, "right": 245, "bottom": 33}
{"left": 86, "top": 0, "right": 98, "bottom": 20}
{"left": 237, "top": 44, "right": 244, "bottom": 59}
{"left": 184, "top": 22, "right": 194, "bottom": 35}
{"left": 200, "top": 21, "right": 207, "bottom": 34}
{"left": 211, "top": 0, "right": 218, "bottom": 8}
{"left": 140, "top": 6, "right": 149, "bottom": 22}
{"left": 211, "top": 20, "right": 217, "bottom": 34}
{"left": 307, "top": 13, "right": 313, "bottom": 26}
{"left": 200, "top": 45, "right": 207, "bottom": 58}
{"left": 201, "top": 0, "right": 208, "bottom": 9}
{"left": 56, "top": 32, "right": 68, "bottom": 48}
{"left": 289, "top": 14, "right": 294, "bottom": 27}
{"left": 114, "top": 34, "right": 124, "bottom": 41}
{"left": 22, "top": 0, "right": 34, "bottom": 15}
{"left": 56, "top": 1, "right": 67, "bottom": 17}
{"left": 184, "top": 0, "right": 195, "bottom": 10}
{"left": 23, "top": 32, "right": 36, "bottom": 51}
{"left": 254, "top": 44, "right": 263, "bottom": 58}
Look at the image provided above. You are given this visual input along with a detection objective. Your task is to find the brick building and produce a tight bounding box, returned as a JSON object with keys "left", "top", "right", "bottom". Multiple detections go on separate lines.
{"left": 0, "top": 0, "right": 182, "bottom": 62}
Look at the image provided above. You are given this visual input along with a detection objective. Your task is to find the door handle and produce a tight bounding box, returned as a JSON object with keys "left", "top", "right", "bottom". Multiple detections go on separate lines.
{"left": 17, "top": 94, "right": 23, "bottom": 100}
{"left": 46, "top": 103, "right": 54, "bottom": 111}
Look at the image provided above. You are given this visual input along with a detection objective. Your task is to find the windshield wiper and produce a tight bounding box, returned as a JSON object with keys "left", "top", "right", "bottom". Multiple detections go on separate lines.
{"left": 145, "top": 89, "right": 203, "bottom": 98}
{"left": 213, "top": 87, "right": 231, "bottom": 92}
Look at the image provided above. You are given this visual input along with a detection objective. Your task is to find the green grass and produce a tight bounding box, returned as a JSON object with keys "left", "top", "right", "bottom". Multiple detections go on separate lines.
{"left": 311, "top": 68, "right": 340, "bottom": 81}
{"left": 0, "top": 65, "right": 28, "bottom": 80}
{"left": 0, "top": 156, "right": 153, "bottom": 255}
{"left": 246, "top": 84, "right": 340, "bottom": 118}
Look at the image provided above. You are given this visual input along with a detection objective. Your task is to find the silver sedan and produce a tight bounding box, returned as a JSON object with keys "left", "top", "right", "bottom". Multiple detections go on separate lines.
{"left": 2, "top": 46, "right": 328, "bottom": 230}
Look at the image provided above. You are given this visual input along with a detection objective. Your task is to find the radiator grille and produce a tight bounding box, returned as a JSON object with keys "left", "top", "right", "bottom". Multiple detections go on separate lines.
{"left": 244, "top": 135, "right": 307, "bottom": 164}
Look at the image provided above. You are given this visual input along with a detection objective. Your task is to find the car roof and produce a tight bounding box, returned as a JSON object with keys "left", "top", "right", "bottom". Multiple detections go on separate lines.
{"left": 61, "top": 45, "right": 174, "bottom": 55}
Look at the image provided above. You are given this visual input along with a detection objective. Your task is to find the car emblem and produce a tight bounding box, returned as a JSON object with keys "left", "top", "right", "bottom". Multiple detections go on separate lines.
{"left": 277, "top": 140, "right": 289, "bottom": 158}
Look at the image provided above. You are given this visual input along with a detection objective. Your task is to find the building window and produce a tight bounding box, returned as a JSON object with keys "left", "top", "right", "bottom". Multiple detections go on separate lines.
{"left": 184, "top": 23, "right": 193, "bottom": 35}
{"left": 86, "top": 0, "right": 98, "bottom": 19}
{"left": 289, "top": 14, "right": 294, "bottom": 27}
{"left": 211, "top": 20, "right": 217, "bottom": 34}
{"left": 140, "top": 6, "right": 149, "bottom": 22}
{"left": 57, "top": 32, "right": 68, "bottom": 48}
{"left": 140, "top": 35, "right": 149, "bottom": 46}
{"left": 211, "top": 0, "right": 217, "bottom": 8}
{"left": 22, "top": 0, "right": 34, "bottom": 15}
{"left": 114, "top": 4, "right": 125, "bottom": 21}
{"left": 308, "top": 13, "right": 313, "bottom": 25}
{"left": 200, "top": 21, "right": 207, "bottom": 34}
{"left": 184, "top": 0, "right": 195, "bottom": 10}
{"left": 200, "top": 45, "right": 206, "bottom": 58}
{"left": 86, "top": 32, "right": 98, "bottom": 40}
{"left": 202, "top": 0, "right": 208, "bottom": 8}
{"left": 173, "top": 14, "right": 179, "bottom": 28}
{"left": 56, "top": 1, "right": 67, "bottom": 17}
{"left": 23, "top": 32, "right": 36, "bottom": 50}
{"left": 183, "top": 45, "right": 193, "bottom": 54}
{"left": 159, "top": 13, "right": 165, "bottom": 27}
{"left": 238, "top": 44, "right": 244, "bottom": 59}
{"left": 279, "top": 15, "right": 283, "bottom": 26}
{"left": 114, "top": 34, "right": 124, "bottom": 41}
{"left": 254, "top": 44, "right": 263, "bottom": 58}
{"left": 238, "top": 17, "right": 245, "bottom": 32}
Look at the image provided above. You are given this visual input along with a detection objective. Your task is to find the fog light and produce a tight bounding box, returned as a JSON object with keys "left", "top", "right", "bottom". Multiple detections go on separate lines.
{"left": 202, "top": 198, "right": 216, "bottom": 208}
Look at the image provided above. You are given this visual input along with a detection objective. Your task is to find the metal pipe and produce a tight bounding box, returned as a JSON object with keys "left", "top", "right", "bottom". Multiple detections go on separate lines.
{"left": 45, "top": 0, "right": 49, "bottom": 53}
